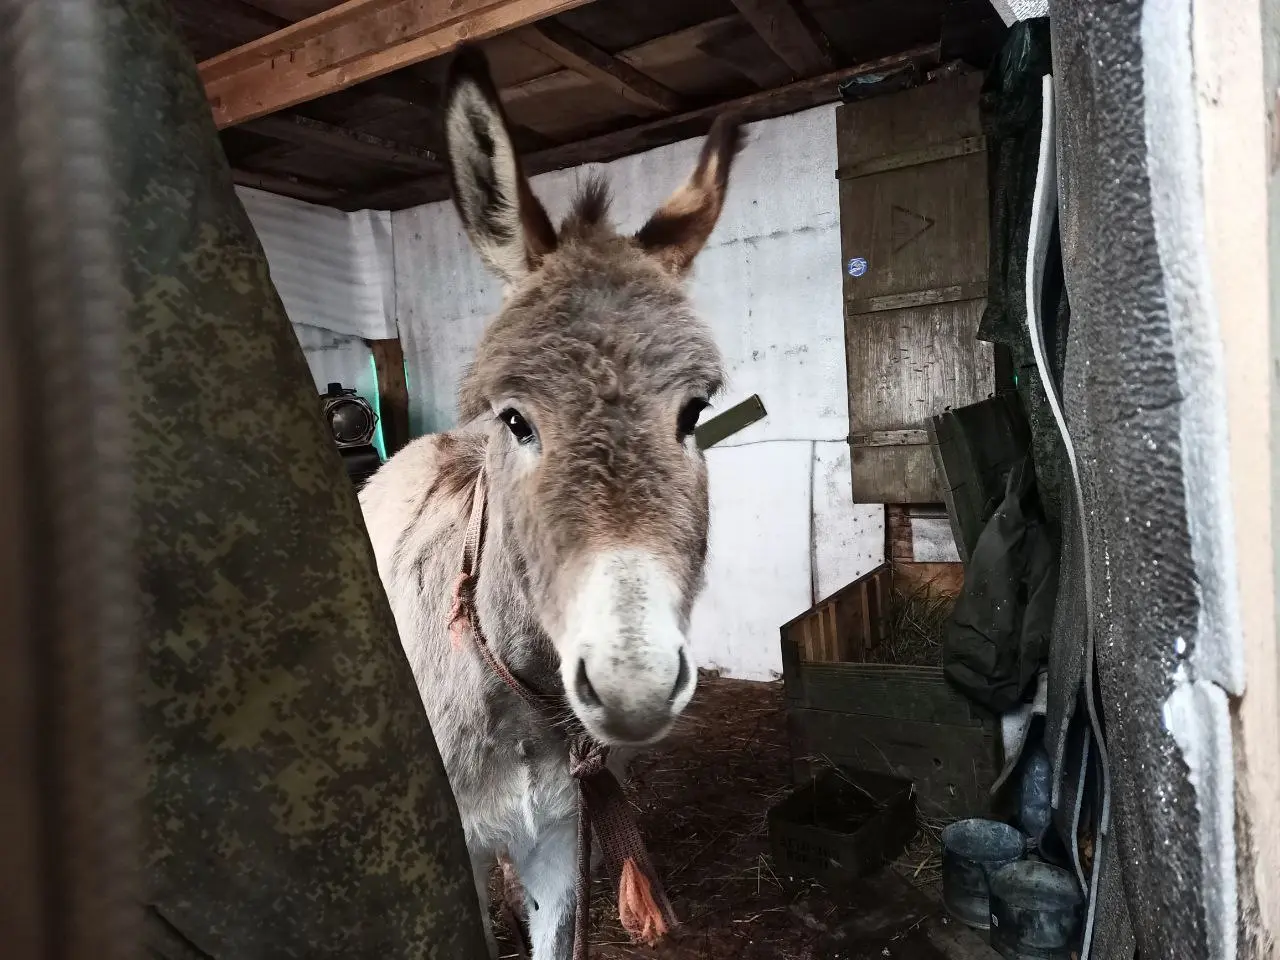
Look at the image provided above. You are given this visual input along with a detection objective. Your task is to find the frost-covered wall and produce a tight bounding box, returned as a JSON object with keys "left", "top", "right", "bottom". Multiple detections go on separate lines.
{"left": 391, "top": 106, "right": 883, "bottom": 680}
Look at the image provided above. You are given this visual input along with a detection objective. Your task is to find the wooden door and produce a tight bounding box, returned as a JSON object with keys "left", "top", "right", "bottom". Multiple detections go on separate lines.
{"left": 838, "top": 72, "right": 994, "bottom": 503}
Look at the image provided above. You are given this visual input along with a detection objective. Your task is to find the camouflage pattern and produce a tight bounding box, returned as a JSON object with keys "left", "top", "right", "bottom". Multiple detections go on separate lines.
{"left": 109, "top": 1, "right": 488, "bottom": 956}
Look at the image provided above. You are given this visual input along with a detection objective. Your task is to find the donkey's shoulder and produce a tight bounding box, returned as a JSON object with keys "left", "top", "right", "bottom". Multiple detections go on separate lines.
{"left": 375, "top": 430, "right": 483, "bottom": 491}
{"left": 359, "top": 430, "right": 484, "bottom": 540}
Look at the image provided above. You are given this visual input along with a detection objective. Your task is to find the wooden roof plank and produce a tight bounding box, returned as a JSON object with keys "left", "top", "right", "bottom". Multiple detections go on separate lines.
{"left": 696, "top": 20, "right": 794, "bottom": 89}
{"left": 200, "top": 0, "right": 600, "bottom": 128}
{"left": 339, "top": 41, "right": 939, "bottom": 210}
{"left": 353, "top": 66, "right": 554, "bottom": 148}
{"left": 728, "top": 0, "right": 836, "bottom": 77}
{"left": 497, "top": 15, "right": 738, "bottom": 109}
{"left": 517, "top": 20, "right": 684, "bottom": 114}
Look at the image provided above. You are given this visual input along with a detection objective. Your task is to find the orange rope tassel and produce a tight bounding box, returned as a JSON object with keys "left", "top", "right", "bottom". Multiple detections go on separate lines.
{"left": 618, "top": 857, "right": 669, "bottom": 946}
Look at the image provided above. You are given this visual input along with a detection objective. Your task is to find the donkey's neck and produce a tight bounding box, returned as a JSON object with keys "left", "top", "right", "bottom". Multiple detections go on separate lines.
{"left": 473, "top": 495, "right": 565, "bottom": 699}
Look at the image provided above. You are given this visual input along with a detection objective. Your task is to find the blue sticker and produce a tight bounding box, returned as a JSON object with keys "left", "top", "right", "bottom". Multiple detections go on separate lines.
{"left": 847, "top": 257, "right": 868, "bottom": 278}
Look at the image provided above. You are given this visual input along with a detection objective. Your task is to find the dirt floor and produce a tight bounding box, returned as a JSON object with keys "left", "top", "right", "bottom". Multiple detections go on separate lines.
{"left": 495, "top": 676, "right": 997, "bottom": 960}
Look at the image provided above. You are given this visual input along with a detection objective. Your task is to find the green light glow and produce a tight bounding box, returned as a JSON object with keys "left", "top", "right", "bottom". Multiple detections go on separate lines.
{"left": 368, "top": 353, "right": 387, "bottom": 460}
{"left": 366, "top": 352, "right": 414, "bottom": 458}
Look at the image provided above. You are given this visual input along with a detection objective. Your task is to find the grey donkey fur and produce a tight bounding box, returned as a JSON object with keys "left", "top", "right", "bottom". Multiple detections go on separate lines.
{"left": 359, "top": 46, "right": 743, "bottom": 960}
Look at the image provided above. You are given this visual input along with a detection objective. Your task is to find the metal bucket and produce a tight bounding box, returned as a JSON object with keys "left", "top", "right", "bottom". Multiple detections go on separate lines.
{"left": 940, "top": 819, "right": 1026, "bottom": 928}
{"left": 988, "top": 860, "right": 1084, "bottom": 958}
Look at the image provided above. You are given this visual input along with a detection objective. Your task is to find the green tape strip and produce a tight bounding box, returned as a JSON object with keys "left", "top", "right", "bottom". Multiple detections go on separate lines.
{"left": 695, "top": 394, "right": 767, "bottom": 450}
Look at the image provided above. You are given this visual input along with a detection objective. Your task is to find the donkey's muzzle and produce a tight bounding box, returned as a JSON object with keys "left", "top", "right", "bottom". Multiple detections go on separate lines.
{"left": 559, "top": 548, "right": 700, "bottom": 746}
{"left": 572, "top": 647, "right": 694, "bottom": 745}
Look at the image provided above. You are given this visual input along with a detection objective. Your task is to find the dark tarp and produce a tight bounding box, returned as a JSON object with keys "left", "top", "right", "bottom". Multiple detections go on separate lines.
{"left": 939, "top": 21, "right": 1069, "bottom": 715}
{"left": 112, "top": 1, "right": 489, "bottom": 956}
{"left": 944, "top": 457, "right": 1058, "bottom": 712}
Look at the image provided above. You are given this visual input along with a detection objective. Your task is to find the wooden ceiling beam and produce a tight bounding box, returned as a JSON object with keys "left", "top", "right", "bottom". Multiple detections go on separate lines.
{"left": 242, "top": 114, "right": 441, "bottom": 170}
{"left": 517, "top": 21, "right": 683, "bottom": 114}
{"left": 338, "top": 42, "right": 939, "bottom": 211}
{"left": 728, "top": 0, "right": 836, "bottom": 78}
{"left": 232, "top": 168, "right": 349, "bottom": 204}
{"left": 199, "top": 0, "right": 600, "bottom": 128}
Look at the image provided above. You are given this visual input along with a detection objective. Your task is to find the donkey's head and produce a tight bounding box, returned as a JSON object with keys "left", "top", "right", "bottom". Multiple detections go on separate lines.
{"left": 444, "top": 47, "right": 741, "bottom": 747}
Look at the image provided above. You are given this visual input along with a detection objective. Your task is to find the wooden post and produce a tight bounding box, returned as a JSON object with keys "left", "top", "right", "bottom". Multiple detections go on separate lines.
{"left": 369, "top": 338, "right": 410, "bottom": 458}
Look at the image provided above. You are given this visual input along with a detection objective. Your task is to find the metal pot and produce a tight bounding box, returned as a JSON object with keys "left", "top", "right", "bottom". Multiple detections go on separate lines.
{"left": 940, "top": 819, "right": 1026, "bottom": 928}
{"left": 988, "top": 860, "right": 1084, "bottom": 958}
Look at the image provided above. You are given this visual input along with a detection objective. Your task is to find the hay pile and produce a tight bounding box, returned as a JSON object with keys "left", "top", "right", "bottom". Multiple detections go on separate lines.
{"left": 863, "top": 584, "right": 954, "bottom": 667}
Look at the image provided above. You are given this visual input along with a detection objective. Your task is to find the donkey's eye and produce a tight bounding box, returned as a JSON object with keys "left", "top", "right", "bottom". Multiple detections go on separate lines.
{"left": 499, "top": 408, "right": 536, "bottom": 445}
{"left": 677, "top": 398, "right": 710, "bottom": 440}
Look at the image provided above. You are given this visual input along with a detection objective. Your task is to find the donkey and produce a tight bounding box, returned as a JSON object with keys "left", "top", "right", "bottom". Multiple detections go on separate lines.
{"left": 358, "top": 46, "right": 742, "bottom": 960}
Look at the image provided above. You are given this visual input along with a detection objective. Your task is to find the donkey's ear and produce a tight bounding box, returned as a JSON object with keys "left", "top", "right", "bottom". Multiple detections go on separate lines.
{"left": 635, "top": 115, "right": 743, "bottom": 275}
{"left": 444, "top": 46, "right": 557, "bottom": 285}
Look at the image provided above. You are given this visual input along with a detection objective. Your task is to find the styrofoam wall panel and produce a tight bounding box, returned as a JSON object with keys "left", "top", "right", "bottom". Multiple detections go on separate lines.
{"left": 293, "top": 322, "right": 377, "bottom": 399}
{"left": 988, "top": 0, "right": 1048, "bottom": 26}
{"left": 812, "top": 442, "right": 885, "bottom": 598}
{"left": 694, "top": 442, "right": 814, "bottom": 679}
{"left": 392, "top": 200, "right": 501, "bottom": 435}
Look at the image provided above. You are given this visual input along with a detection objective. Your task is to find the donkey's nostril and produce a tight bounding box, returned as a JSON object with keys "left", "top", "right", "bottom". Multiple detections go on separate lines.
{"left": 575, "top": 660, "right": 602, "bottom": 708}
{"left": 669, "top": 648, "right": 691, "bottom": 704}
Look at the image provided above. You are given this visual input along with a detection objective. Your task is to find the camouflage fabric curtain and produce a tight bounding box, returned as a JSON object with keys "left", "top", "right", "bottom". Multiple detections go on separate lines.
{"left": 109, "top": 1, "right": 488, "bottom": 956}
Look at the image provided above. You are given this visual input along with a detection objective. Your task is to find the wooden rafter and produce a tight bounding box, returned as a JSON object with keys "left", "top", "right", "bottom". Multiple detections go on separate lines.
{"left": 517, "top": 21, "right": 683, "bottom": 114}
{"left": 357, "top": 68, "right": 557, "bottom": 150}
{"left": 243, "top": 114, "right": 440, "bottom": 170}
{"left": 199, "top": 0, "right": 599, "bottom": 128}
{"left": 498, "top": 15, "right": 737, "bottom": 108}
{"left": 232, "top": 168, "right": 348, "bottom": 203}
{"left": 729, "top": 0, "right": 835, "bottom": 78}
{"left": 338, "top": 43, "right": 940, "bottom": 211}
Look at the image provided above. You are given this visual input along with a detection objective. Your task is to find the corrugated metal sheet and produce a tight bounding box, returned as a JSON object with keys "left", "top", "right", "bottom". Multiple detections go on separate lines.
{"left": 238, "top": 186, "right": 395, "bottom": 340}
{"left": 293, "top": 322, "right": 377, "bottom": 397}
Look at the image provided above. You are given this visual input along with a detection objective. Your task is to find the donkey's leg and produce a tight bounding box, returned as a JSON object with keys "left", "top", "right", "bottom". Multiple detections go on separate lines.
{"left": 471, "top": 850, "right": 500, "bottom": 960}
{"left": 515, "top": 817, "right": 578, "bottom": 960}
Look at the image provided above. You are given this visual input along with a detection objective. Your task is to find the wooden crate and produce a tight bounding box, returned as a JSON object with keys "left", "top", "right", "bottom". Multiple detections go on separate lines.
{"left": 779, "top": 566, "right": 999, "bottom": 819}
{"left": 780, "top": 564, "right": 892, "bottom": 663}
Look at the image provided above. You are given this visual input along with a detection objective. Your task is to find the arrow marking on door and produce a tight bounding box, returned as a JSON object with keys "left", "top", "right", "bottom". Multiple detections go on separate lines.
{"left": 891, "top": 204, "right": 935, "bottom": 253}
